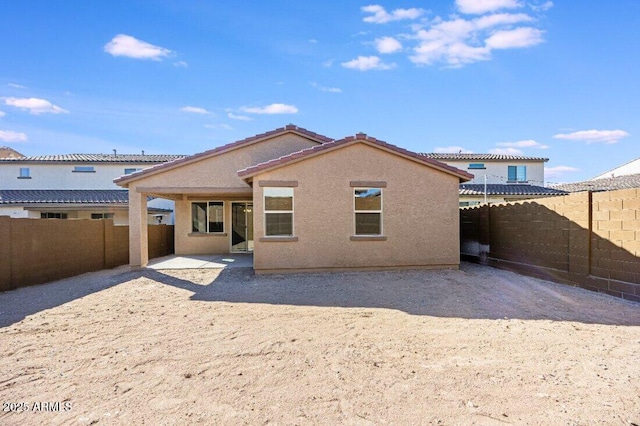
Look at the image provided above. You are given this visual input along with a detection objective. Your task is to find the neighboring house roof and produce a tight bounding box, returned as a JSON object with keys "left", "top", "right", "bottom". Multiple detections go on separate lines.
{"left": 421, "top": 153, "right": 549, "bottom": 162}
{"left": 551, "top": 173, "right": 640, "bottom": 193}
{"left": 0, "top": 189, "right": 131, "bottom": 204}
{"left": 0, "top": 153, "right": 186, "bottom": 163}
{"left": 591, "top": 158, "right": 640, "bottom": 180}
{"left": 238, "top": 133, "right": 474, "bottom": 182}
{"left": 114, "top": 124, "right": 334, "bottom": 186}
{"left": 0, "top": 146, "right": 25, "bottom": 158}
{"left": 459, "top": 184, "right": 568, "bottom": 197}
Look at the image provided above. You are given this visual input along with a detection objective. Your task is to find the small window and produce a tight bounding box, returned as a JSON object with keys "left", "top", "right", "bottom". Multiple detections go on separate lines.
{"left": 124, "top": 168, "right": 141, "bottom": 175}
{"left": 191, "top": 201, "right": 224, "bottom": 233}
{"left": 41, "top": 212, "right": 67, "bottom": 219}
{"left": 354, "top": 188, "right": 382, "bottom": 235}
{"left": 508, "top": 165, "right": 527, "bottom": 182}
{"left": 73, "top": 166, "right": 95, "bottom": 173}
{"left": 264, "top": 188, "right": 293, "bottom": 236}
{"left": 18, "top": 167, "right": 30, "bottom": 178}
{"left": 91, "top": 213, "right": 114, "bottom": 219}
{"left": 468, "top": 163, "right": 485, "bottom": 169}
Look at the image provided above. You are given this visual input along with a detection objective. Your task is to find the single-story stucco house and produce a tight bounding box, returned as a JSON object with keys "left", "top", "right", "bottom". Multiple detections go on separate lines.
{"left": 114, "top": 125, "right": 473, "bottom": 273}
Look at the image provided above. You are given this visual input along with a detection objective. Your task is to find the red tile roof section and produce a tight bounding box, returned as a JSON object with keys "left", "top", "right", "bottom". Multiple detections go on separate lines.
{"left": 238, "top": 133, "right": 474, "bottom": 182}
{"left": 114, "top": 124, "right": 333, "bottom": 186}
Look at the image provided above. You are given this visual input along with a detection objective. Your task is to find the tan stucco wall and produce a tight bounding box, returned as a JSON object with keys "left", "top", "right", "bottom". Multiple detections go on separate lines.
{"left": 128, "top": 134, "right": 320, "bottom": 189}
{"left": 251, "top": 143, "right": 462, "bottom": 273}
{"left": 127, "top": 133, "right": 319, "bottom": 258}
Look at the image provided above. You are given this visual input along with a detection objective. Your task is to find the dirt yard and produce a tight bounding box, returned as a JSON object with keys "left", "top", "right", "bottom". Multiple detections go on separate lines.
{"left": 1, "top": 263, "right": 639, "bottom": 425}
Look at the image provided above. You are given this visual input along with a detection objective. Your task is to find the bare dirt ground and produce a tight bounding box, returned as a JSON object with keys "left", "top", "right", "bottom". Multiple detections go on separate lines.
{"left": 1, "top": 262, "right": 639, "bottom": 425}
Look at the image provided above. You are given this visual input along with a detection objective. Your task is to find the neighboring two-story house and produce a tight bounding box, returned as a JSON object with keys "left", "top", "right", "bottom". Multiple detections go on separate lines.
{"left": 420, "top": 153, "right": 567, "bottom": 206}
{"left": 0, "top": 152, "right": 185, "bottom": 224}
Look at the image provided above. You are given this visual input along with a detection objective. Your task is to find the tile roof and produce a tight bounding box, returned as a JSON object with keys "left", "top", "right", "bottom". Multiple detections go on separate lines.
{"left": 114, "top": 124, "right": 334, "bottom": 185}
{"left": 550, "top": 174, "right": 640, "bottom": 193}
{"left": 238, "top": 132, "right": 474, "bottom": 181}
{"left": 459, "top": 184, "right": 568, "bottom": 196}
{"left": 0, "top": 189, "right": 131, "bottom": 204}
{"left": 421, "top": 153, "right": 549, "bottom": 162}
{"left": 0, "top": 153, "right": 186, "bottom": 163}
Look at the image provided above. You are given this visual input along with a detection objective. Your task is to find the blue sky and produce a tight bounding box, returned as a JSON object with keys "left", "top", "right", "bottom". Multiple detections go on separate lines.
{"left": 0, "top": 0, "right": 638, "bottom": 183}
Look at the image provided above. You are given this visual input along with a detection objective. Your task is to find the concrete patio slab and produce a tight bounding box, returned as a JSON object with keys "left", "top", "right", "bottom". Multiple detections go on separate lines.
{"left": 146, "top": 253, "right": 253, "bottom": 270}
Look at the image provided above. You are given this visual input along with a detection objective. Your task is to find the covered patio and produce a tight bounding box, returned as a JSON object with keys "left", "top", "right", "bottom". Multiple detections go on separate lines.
{"left": 146, "top": 253, "right": 254, "bottom": 270}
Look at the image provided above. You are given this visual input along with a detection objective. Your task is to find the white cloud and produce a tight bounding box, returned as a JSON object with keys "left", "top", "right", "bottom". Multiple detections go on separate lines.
{"left": 240, "top": 103, "right": 299, "bottom": 114}
{"left": 228, "top": 112, "right": 252, "bottom": 121}
{"left": 4, "top": 97, "right": 68, "bottom": 115}
{"left": 496, "top": 139, "right": 549, "bottom": 149}
{"left": 456, "top": 0, "right": 522, "bottom": 14}
{"left": 205, "top": 123, "right": 233, "bottom": 130}
{"left": 375, "top": 36, "right": 403, "bottom": 54}
{"left": 553, "top": 129, "right": 629, "bottom": 144}
{"left": 104, "top": 34, "right": 172, "bottom": 60}
{"left": 311, "top": 82, "right": 342, "bottom": 93}
{"left": 341, "top": 55, "right": 396, "bottom": 71}
{"left": 173, "top": 61, "right": 188, "bottom": 68}
{"left": 0, "top": 130, "right": 27, "bottom": 142}
{"left": 322, "top": 59, "right": 334, "bottom": 67}
{"left": 409, "top": 12, "right": 544, "bottom": 67}
{"left": 474, "top": 13, "right": 533, "bottom": 29}
{"left": 489, "top": 147, "right": 523, "bottom": 155}
{"left": 181, "top": 106, "right": 209, "bottom": 114}
{"left": 485, "top": 27, "right": 544, "bottom": 49}
{"left": 544, "top": 165, "right": 579, "bottom": 178}
{"left": 434, "top": 146, "right": 474, "bottom": 153}
{"left": 308, "top": 39, "right": 318, "bottom": 44}
{"left": 8, "top": 83, "right": 26, "bottom": 89}
{"left": 362, "top": 5, "right": 425, "bottom": 24}
{"left": 531, "top": 1, "right": 553, "bottom": 12}
{"left": 0, "top": 110, "right": 5, "bottom": 117}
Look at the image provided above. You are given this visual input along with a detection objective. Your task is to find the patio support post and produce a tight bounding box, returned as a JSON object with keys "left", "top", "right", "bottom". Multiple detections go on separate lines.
{"left": 129, "top": 188, "right": 148, "bottom": 267}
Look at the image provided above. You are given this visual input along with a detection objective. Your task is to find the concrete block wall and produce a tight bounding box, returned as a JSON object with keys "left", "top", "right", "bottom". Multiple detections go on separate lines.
{"left": 461, "top": 189, "right": 640, "bottom": 303}
{"left": 0, "top": 218, "right": 174, "bottom": 292}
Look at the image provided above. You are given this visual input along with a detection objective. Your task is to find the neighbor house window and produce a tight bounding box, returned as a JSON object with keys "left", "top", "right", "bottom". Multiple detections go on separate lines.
{"left": 507, "top": 165, "right": 527, "bottom": 182}
{"left": 18, "top": 167, "right": 30, "bottom": 178}
{"left": 91, "top": 213, "right": 114, "bottom": 219}
{"left": 468, "top": 163, "right": 485, "bottom": 169}
{"left": 41, "top": 212, "right": 67, "bottom": 219}
{"left": 73, "top": 166, "right": 95, "bottom": 173}
{"left": 354, "top": 188, "right": 382, "bottom": 235}
{"left": 191, "top": 201, "right": 224, "bottom": 233}
{"left": 124, "top": 168, "right": 142, "bottom": 175}
{"left": 264, "top": 187, "right": 293, "bottom": 236}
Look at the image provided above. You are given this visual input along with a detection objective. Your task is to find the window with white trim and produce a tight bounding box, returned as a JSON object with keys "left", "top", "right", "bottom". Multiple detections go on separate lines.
{"left": 124, "top": 168, "right": 142, "bottom": 175}
{"left": 191, "top": 201, "right": 224, "bottom": 233}
{"left": 19, "top": 167, "right": 30, "bottom": 178}
{"left": 264, "top": 187, "right": 293, "bottom": 236}
{"left": 73, "top": 166, "right": 95, "bottom": 173}
{"left": 354, "top": 188, "right": 382, "bottom": 235}
{"left": 507, "top": 165, "right": 527, "bottom": 182}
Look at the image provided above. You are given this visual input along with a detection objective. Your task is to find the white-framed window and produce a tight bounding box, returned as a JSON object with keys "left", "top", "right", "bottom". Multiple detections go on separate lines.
{"left": 264, "top": 187, "right": 293, "bottom": 236}
{"left": 191, "top": 201, "right": 225, "bottom": 233}
{"left": 468, "top": 163, "right": 485, "bottom": 169}
{"left": 18, "top": 167, "right": 30, "bottom": 178}
{"left": 41, "top": 212, "right": 67, "bottom": 219}
{"left": 124, "top": 168, "right": 142, "bottom": 175}
{"left": 354, "top": 188, "right": 382, "bottom": 235}
{"left": 73, "top": 166, "right": 95, "bottom": 173}
{"left": 507, "top": 165, "right": 527, "bottom": 182}
{"left": 91, "top": 213, "right": 114, "bottom": 219}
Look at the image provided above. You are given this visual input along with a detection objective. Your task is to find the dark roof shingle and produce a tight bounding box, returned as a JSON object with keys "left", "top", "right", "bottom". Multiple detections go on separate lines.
{"left": 459, "top": 184, "right": 567, "bottom": 196}
{"left": 551, "top": 174, "right": 640, "bottom": 193}
{"left": 421, "top": 153, "right": 549, "bottom": 162}
{"left": 0, "top": 154, "right": 186, "bottom": 163}
{"left": 0, "top": 189, "right": 130, "bottom": 204}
